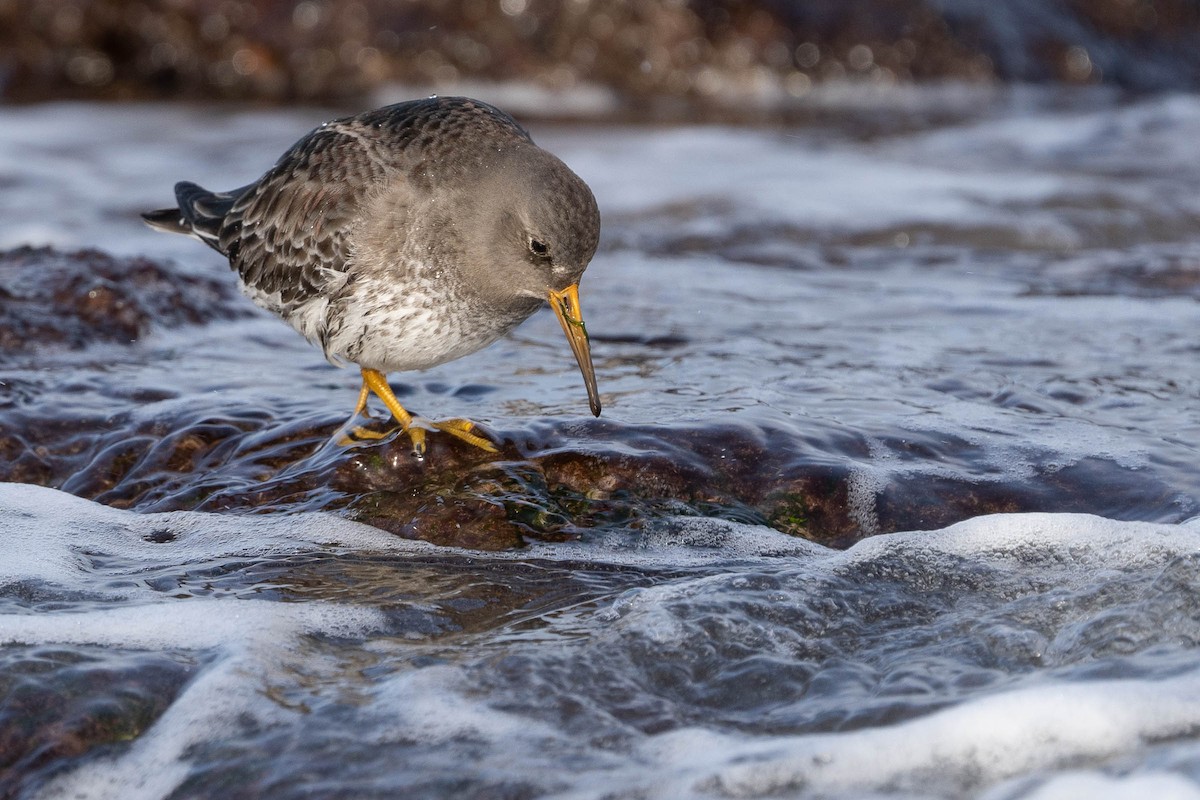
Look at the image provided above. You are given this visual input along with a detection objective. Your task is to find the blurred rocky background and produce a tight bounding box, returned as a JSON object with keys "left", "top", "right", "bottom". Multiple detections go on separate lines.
{"left": 1, "top": 0, "right": 1199, "bottom": 114}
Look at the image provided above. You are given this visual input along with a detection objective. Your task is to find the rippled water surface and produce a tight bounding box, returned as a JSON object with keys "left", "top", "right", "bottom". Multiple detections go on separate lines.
{"left": 2, "top": 88, "right": 1200, "bottom": 798}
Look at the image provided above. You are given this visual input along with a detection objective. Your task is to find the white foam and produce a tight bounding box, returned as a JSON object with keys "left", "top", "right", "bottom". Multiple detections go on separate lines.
{"left": 0, "top": 598, "right": 382, "bottom": 650}
{"left": 642, "top": 672, "right": 1200, "bottom": 798}
{"left": 6, "top": 488, "right": 1200, "bottom": 799}
{"left": 0, "top": 481, "right": 414, "bottom": 592}
{"left": 997, "top": 772, "right": 1200, "bottom": 800}
{"left": 368, "top": 663, "right": 562, "bottom": 745}
{"left": 38, "top": 644, "right": 289, "bottom": 800}
{"left": 0, "top": 482, "right": 809, "bottom": 593}
{"left": 0, "top": 484, "right": 398, "bottom": 800}
{"left": 847, "top": 511, "right": 1195, "bottom": 568}
{"left": 845, "top": 465, "right": 884, "bottom": 534}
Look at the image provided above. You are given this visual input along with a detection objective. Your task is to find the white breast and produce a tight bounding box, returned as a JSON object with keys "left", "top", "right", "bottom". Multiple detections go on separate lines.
{"left": 317, "top": 271, "right": 530, "bottom": 373}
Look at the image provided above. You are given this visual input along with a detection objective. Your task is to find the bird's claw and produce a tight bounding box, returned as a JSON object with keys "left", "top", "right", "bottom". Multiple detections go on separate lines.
{"left": 338, "top": 418, "right": 494, "bottom": 455}
{"left": 431, "top": 418, "right": 498, "bottom": 453}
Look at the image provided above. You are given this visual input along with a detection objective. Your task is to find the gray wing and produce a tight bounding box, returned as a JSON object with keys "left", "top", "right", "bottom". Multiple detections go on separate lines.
{"left": 219, "top": 122, "right": 393, "bottom": 308}
{"left": 219, "top": 97, "right": 533, "bottom": 308}
{"left": 219, "top": 95, "right": 530, "bottom": 309}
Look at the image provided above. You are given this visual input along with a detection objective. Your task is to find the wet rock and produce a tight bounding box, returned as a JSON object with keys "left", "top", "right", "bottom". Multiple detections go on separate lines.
{"left": 0, "top": 246, "right": 248, "bottom": 357}
{"left": 0, "top": 646, "right": 196, "bottom": 799}
{"left": 1, "top": 373, "right": 1188, "bottom": 551}
{"left": 1, "top": 246, "right": 1194, "bottom": 550}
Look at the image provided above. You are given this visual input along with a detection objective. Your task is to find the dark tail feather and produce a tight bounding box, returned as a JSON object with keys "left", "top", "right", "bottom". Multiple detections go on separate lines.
{"left": 141, "top": 206, "right": 190, "bottom": 235}
{"left": 141, "top": 180, "right": 248, "bottom": 254}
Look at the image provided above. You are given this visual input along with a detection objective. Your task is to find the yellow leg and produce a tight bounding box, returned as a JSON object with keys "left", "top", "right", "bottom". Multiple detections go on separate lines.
{"left": 358, "top": 367, "right": 425, "bottom": 455}
{"left": 352, "top": 379, "right": 371, "bottom": 418}
{"left": 347, "top": 367, "right": 498, "bottom": 455}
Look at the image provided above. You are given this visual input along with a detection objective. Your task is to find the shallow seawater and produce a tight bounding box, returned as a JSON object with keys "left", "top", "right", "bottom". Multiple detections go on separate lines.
{"left": 2, "top": 87, "right": 1200, "bottom": 797}
{"left": 5, "top": 486, "right": 1200, "bottom": 799}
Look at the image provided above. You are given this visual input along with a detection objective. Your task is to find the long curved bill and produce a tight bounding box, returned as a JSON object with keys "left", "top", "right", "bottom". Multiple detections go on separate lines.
{"left": 548, "top": 283, "right": 601, "bottom": 417}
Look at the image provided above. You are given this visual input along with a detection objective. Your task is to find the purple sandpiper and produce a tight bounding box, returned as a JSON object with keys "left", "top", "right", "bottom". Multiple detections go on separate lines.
{"left": 144, "top": 96, "right": 601, "bottom": 456}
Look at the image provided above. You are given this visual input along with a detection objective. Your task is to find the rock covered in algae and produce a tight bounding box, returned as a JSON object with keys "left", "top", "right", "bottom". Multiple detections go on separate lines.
{"left": 1, "top": 246, "right": 1188, "bottom": 550}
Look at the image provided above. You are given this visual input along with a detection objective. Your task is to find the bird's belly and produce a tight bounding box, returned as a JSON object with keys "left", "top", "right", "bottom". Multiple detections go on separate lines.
{"left": 322, "top": 283, "right": 535, "bottom": 373}
{"left": 342, "top": 311, "right": 512, "bottom": 372}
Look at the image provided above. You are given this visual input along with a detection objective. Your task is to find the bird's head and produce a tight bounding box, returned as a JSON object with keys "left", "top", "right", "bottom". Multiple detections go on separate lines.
{"left": 463, "top": 143, "right": 603, "bottom": 416}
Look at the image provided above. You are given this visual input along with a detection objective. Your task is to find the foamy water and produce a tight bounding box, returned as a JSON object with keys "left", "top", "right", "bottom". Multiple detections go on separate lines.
{"left": 4, "top": 483, "right": 1200, "bottom": 798}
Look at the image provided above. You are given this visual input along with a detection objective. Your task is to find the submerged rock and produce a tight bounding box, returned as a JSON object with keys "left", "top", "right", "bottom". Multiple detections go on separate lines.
{"left": 0, "top": 386, "right": 1180, "bottom": 552}
{"left": 0, "top": 646, "right": 196, "bottom": 799}
{"left": 0, "top": 246, "right": 1192, "bottom": 550}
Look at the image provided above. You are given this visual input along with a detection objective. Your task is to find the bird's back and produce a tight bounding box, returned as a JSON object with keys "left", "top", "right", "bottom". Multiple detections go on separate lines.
{"left": 144, "top": 97, "right": 533, "bottom": 309}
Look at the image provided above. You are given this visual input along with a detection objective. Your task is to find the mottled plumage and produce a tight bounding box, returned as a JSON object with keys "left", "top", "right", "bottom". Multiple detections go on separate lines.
{"left": 144, "top": 96, "right": 602, "bottom": 455}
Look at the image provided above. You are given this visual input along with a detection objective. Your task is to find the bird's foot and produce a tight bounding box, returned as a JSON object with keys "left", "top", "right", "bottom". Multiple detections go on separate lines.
{"left": 339, "top": 422, "right": 427, "bottom": 456}
{"left": 429, "top": 417, "right": 498, "bottom": 453}
{"left": 338, "top": 424, "right": 396, "bottom": 446}
{"left": 341, "top": 424, "right": 397, "bottom": 441}
{"left": 340, "top": 368, "right": 497, "bottom": 456}
{"left": 339, "top": 418, "right": 496, "bottom": 456}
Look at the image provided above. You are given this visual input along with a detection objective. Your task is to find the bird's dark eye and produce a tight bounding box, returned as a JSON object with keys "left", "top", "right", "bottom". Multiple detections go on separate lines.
{"left": 529, "top": 238, "right": 550, "bottom": 258}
